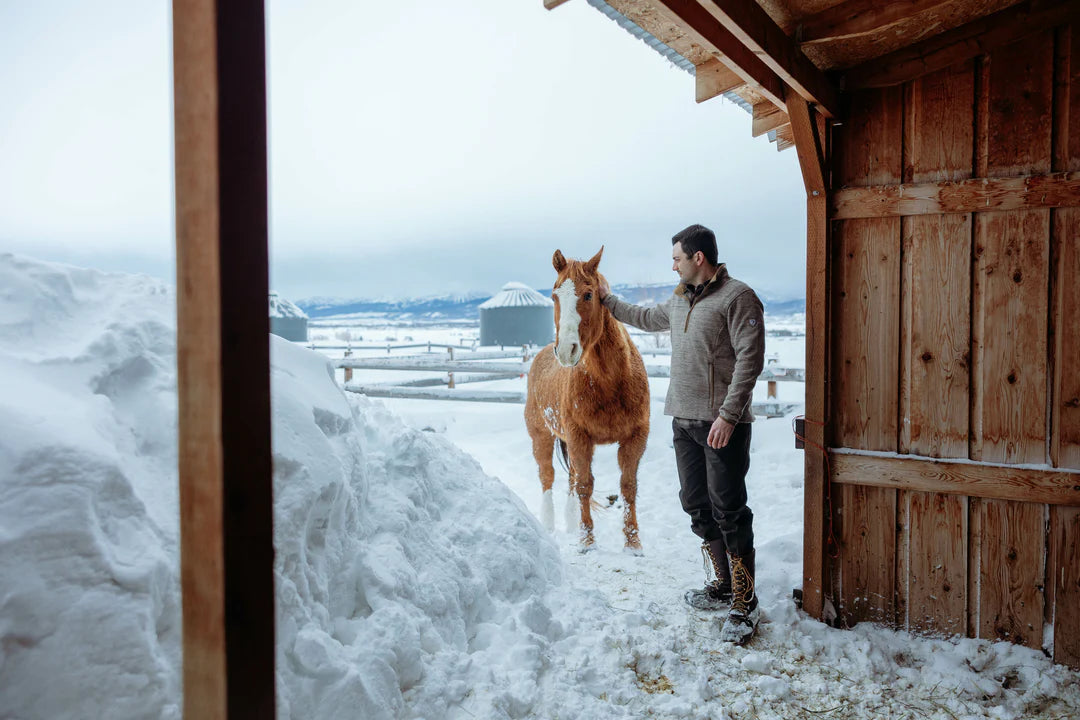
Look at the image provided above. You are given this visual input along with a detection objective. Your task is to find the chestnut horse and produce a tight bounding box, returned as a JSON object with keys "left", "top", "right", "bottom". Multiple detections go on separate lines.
{"left": 524, "top": 247, "right": 651, "bottom": 552}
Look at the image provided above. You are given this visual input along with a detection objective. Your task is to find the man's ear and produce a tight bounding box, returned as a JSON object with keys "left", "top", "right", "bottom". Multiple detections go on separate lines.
{"left": 553, "top": 250, "right": 567, "bottom": 272}
{"left": 695, "top": 251, "right": 706, "bottom": 266}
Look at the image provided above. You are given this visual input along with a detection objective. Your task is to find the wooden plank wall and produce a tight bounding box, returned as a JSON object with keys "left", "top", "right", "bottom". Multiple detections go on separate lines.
{"left": 825, "top": 22, "right": 1080, "bottom": 667}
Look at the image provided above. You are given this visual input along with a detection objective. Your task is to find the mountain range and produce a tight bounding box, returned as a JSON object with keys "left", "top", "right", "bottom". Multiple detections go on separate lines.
{"left": 297, "top": 283, "right": 804, "bottom": 321}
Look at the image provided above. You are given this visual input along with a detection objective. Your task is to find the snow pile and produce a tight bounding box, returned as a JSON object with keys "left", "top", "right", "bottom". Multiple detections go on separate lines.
{"left": 0, "top": 254, "right": 181, "bottom": 719}
{"left": 0, "top": 254, "right": 565, "bottom": 718}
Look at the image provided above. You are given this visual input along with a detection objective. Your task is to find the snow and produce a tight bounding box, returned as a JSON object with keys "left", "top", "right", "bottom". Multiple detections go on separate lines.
{"left": 270, "top": 291, "right": 308, "bottom": 319}
{"left": 3, "top": 252, "right": 1080, "bottom": 719}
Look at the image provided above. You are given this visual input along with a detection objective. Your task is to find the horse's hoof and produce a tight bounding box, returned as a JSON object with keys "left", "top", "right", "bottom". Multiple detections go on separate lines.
{"left": 623, "top": 545, "right": 644, "bottom": 557}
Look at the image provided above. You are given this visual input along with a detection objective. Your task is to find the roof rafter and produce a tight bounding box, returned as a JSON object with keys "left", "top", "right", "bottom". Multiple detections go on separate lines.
{"left": 652, "top": 0, "right": 788, "bottom": 110}
{"left": 841, "top": 0, "right": 1080, "bottom": 90}
{"left": 696, "top": 57, "right": 746, "bottom": 102}
{"left": 699, "top": 0, "right": 840, "bottom": 117}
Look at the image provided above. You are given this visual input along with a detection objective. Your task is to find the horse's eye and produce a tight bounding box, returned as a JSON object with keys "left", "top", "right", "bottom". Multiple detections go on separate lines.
{"left": 584, "top": 292, "right": 593, "bottom": 301}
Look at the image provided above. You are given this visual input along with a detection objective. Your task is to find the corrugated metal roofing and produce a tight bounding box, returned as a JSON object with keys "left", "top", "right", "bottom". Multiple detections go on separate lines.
{"left": 478, "top": 282, "right": 554, "bottom": 309}
{"left": 584, "top": 0, "right": 753, "bottom": 114}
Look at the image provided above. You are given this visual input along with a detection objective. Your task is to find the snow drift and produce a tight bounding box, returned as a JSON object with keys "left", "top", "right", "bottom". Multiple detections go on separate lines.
{"left": 0, "top": 253, "right": 563, "bottom": 719}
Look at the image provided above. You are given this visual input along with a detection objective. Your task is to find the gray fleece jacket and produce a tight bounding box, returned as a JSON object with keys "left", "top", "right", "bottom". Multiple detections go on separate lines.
{"left": 603, "top": 264, "right": 765, "bottom": 424}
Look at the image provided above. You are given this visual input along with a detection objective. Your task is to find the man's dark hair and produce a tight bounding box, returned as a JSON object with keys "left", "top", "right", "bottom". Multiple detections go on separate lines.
{"left": 672, "top": 224, "right": 718, "bottom": 266}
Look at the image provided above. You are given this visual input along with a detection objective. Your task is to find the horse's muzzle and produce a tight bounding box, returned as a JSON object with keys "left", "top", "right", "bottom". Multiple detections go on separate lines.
{"left": 555, "top": 342, "right": 582, "bottom": 367}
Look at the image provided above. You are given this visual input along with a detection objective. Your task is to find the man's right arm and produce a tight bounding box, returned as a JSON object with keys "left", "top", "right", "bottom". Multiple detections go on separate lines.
{"left": 602, "top": 293, "right": 672, "bottom": 332}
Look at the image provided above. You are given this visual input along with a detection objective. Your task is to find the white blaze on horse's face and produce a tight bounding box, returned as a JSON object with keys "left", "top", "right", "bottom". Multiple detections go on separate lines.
{"left": 553, "top": 277, "right": 583, "bottom": 367}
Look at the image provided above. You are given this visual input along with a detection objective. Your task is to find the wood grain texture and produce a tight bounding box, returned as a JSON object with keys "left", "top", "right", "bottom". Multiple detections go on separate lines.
{"left": 971, "top": 211, "right": 1050, "bottom": 464}
{"left": 830, "top": 219, "right": 901, "bottom": 452}
{"left": 900, "top": 214, "right": 971, "bottom": 458}
{"left": 1051, "top": 506, "right": 1080, "bottom": 668}
{"left": 905, "top": 491, "right": 968, "bottom": 636}
{"left": 652, "top": 0, "right": 787, "bottom": 109}
{"left": 803, "top": 194, "right": 829, "bottom": 619}
{"left": 835, "top": 87, "right": 904, "bottom": 187}
{"left": 700, "top": 0, "right": 841, "bottom": 116}
{"left": 173, "top": 0, "right": 226, "bottom": 715}
{"left": 1052, "top": 27, "right": 1080, "bottom": 470}
{"left": 752, "top": 100, "right": 789, "bottom": 136}
{"left": 829, "top": 172, "right": 1080, "bottom": 218}
{"left": 830, "top": 451, "right": 1080, "bottom": 506}
{"left": 975, "top": 499, "right": 1045, "bottom": 650}
{"left": 173, "top": 0, "right": 275, "bottom": 717}
{"left": 838, "top": 484, "right": 897, "bottom": 625}
{"left": 986, "top": 31, "right": 1055, "bottom": 178}
{"left": 840, "top": 0, "right": 1080, "bottom": 90}
{"left": 797, "top": 0, "right": 956, "bottom": 45}
{"left": 1052, "top": 222, "right": 1080, "bottom": 473}
{"left": 696, "top": 57, "right": 745, "bottom": 102}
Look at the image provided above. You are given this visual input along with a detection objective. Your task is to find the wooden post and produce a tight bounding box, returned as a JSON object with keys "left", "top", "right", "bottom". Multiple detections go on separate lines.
{"left": 768, "top": 380, "right": 778, "bottom": 399}
{"left": 172, "top": 0, "right": 275, "bottom": 718}
{"left": 448, "top": 372, "right": 455, "bottom": 389}
{"left": 343, "top": 349, "right": 353, "bottom": 383}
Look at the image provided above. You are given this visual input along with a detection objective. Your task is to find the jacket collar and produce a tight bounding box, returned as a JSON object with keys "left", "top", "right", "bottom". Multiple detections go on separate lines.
{"left": 675, "top": 263, "right": 728, "bottom": 301}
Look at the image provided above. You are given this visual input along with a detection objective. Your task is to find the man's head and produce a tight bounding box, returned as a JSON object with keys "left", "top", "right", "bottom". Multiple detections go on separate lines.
{"left": 671, "top": 224, "right": 718, "bottom": 285}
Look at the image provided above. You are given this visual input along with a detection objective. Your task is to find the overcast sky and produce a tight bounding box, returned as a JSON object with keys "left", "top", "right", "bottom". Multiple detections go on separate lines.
{"left": 0, "top": 0, "right": 806, "bottom": 301}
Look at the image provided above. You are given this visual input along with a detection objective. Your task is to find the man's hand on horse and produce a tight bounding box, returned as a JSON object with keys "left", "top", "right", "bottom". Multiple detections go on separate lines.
{"left": 598, "top": 276, "right": 610, "bottom": 300}
{"left": 707, "top": 416, "right": 735, "bottom": 449}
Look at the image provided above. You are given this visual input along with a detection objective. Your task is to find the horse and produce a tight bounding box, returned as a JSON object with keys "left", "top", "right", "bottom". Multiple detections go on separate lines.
{"left": 524, "top": 247, "right": 651, "bottom": 552}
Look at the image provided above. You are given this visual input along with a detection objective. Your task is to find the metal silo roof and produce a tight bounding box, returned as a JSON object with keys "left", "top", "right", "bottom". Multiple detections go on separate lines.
{"left": 269, "top": 291, "right": 308, "bottom": 319}
{"left": 478, "top": 282, "right": 554, "bottom": 309}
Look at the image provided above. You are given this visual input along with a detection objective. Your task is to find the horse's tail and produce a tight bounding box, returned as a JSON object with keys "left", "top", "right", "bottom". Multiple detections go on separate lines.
{"left": 555, "top": 439, "right": 570, "bottom": 475}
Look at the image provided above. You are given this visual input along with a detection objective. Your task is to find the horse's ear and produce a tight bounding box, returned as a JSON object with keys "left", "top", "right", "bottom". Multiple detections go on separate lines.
{"left": 553, "top": 250, "right": 568, "bottom": 273}
{"left": 585, "top": 246, "right": 604, "bottom": 273}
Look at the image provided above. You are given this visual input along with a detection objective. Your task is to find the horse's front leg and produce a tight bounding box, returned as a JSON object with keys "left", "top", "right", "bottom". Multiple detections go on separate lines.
{"left": 618, "top": 426, "right": 648, "bottom": 554}
{"left": 567, "top": 435, "right": 596, "bottom": 551}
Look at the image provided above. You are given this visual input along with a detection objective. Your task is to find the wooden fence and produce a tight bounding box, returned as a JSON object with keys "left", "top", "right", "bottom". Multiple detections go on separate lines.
{"left": 330, "top": 347, "right": 805, "bottom": 417}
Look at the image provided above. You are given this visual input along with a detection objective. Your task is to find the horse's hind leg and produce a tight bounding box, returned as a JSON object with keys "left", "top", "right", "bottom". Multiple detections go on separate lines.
{"left": 530, "top": 429, "right": 557, "bottom": 531}
{"left": 618, "top": 427, "right": 648, "bottom": 554}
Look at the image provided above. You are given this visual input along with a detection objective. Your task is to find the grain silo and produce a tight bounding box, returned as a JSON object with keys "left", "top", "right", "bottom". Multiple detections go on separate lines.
{"left": 269, "top": 291, "right": 308, "bottom": 342}
{"left": 478, "top": 282, "right": 554, "bottom": 348}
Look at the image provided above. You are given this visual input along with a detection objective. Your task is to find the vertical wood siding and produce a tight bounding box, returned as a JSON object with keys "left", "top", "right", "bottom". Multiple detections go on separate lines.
{"left": 821, "top": 23, "right": 1080, "bottom": 667}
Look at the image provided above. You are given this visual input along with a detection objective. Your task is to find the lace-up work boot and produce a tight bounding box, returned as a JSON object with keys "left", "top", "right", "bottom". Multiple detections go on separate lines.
{"left": 684, "top": 538, "right": 731, "bottom": 610}
{"left": 719, "top": 550, "right": 758, "bottom": 645}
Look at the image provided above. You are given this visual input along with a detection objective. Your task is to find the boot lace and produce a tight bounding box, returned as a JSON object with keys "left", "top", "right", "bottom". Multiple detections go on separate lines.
{"left": 729, "top": 555, "right": 755, "bottom": 616}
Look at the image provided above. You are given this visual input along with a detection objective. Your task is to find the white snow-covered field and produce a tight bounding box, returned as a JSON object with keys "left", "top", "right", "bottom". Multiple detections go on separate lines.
{"left": 2, "top": 253, "right": 1079, "bottom": 720}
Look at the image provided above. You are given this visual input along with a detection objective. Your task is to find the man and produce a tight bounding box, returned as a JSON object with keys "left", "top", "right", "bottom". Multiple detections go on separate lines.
{"left": 598, "top": 224, "right": 765, "bottom": 646}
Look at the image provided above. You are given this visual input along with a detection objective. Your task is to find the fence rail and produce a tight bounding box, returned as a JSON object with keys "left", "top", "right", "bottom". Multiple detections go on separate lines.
{"left": 330, "top": 348, "right": 805, "bottom": 417}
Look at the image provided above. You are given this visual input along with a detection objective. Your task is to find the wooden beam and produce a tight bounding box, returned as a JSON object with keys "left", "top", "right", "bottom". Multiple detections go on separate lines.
{"left": 653, "top": 0, "right": 787, "bottom": 110}
{"left": 699, "top": 0, "right": 840, "bottom": 117}
{"left": 785, "top": 86, "right": 826, "bottom": 195}
{"left": 696, "top": 57, "right": 745, "bottom": 102}
{"left": 173, "top": 0, "right": 275, "bottom": 718}
{"left": 802, "top": 192, "right": 830, "bottom": 620}
{"left": 752, "top": 101, "right": 788, "bottom": 137}
{"left": 831, "top": 451, "right": 1080, "bottom": 506}
{"left": 842, "top": 0, "right": 1080, "bottom": 90}
{"left": 796, "top": 0, "right": 954, "bottom": 45}
{"left": 543, "top": 0, "right": 572, "bottom": 9}
{"left": 829, "top": 171, "right": 1080, "bottom": 218}
{"left": 775, "top": 124, "right": 795, "bottom": 151}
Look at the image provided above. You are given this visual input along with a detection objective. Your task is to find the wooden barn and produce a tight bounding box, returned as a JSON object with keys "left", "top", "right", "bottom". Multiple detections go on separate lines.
{"left": 540, "top": 0, "right": 1080, "bottom": 667}
{"left": 169, "top": 0, "right": 1080, "bottom": 716}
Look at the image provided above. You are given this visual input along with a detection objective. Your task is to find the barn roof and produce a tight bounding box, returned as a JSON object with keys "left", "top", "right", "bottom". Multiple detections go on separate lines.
{"left": 268, "top": 291, "right": 308, "bottom": 319}
{"left": 478, "top": 282, "right": 555, "bottom": 309}
{"left": 550, "top": 0, "right": 1075, "bottom": 154}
